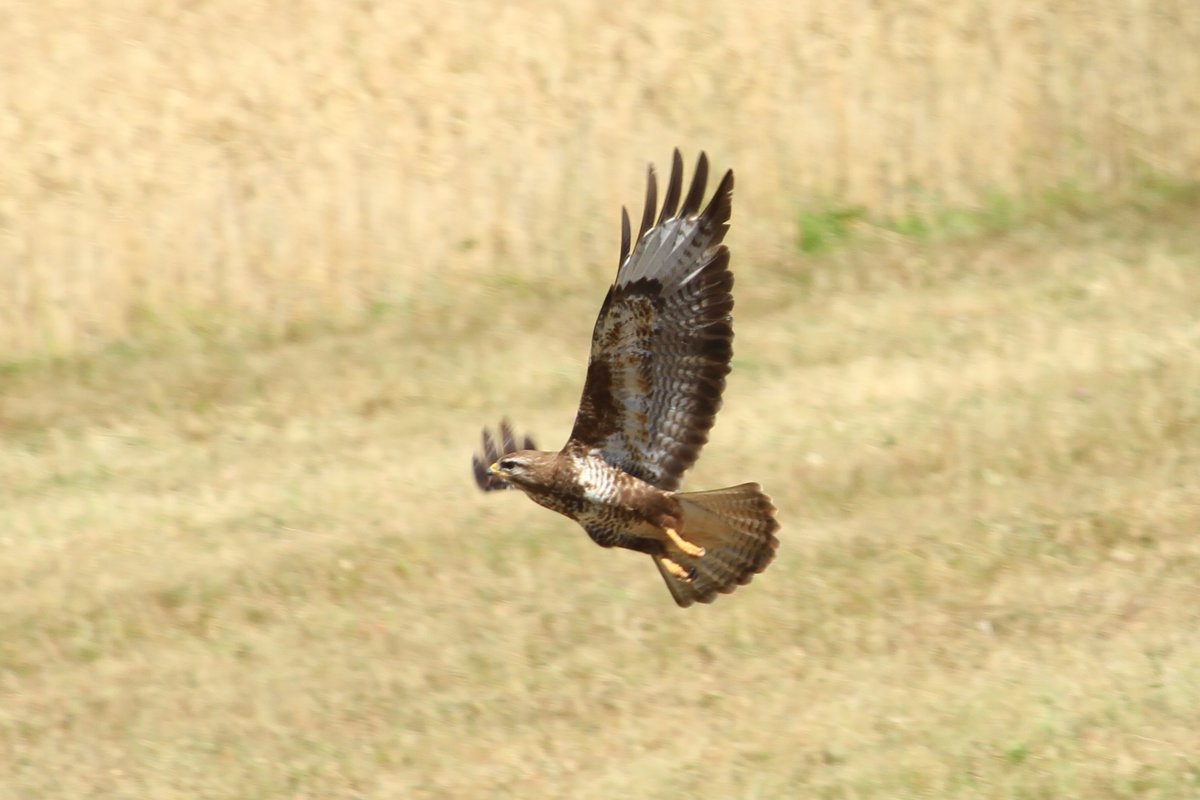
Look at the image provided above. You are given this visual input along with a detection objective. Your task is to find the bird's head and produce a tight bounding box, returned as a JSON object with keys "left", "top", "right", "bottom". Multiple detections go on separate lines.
{"left": 488, "top": 450, "right": 549, "bottom": 488}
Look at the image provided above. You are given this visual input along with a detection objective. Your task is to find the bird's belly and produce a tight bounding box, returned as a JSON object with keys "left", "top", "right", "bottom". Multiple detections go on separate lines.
{"left": 569, "top": 454, "right": 667, "bottom": 530}
{"left": 576, "top": 504, "right": 658, "bottom": 534}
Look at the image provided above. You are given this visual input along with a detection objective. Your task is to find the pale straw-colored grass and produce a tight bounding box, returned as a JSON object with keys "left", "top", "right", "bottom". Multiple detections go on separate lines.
{"left": 2, "top": 191, "right": 1199, "bottom": 798}
{"left": 4, "top": 4, "right": 1200, "bottom": 797}
{"left": 2, "top": 0, "right": 1199, "bottom": 355}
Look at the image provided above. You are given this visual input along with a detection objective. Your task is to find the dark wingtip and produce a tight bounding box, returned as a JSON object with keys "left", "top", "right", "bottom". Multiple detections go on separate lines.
{"left": 657, "top": 149, "right": 685, "bottom": 225}
{"left": 471, "top": 452, "right": 491, "bottom": 490}
{"left": 472, "top": 421, "right": 537, "bottom": 492}
{"left": 473, "top": 427, "right": 499, "bottom": 491}
{"left": 702, "top": 167, "right": 734, "bottom": 230}
{"left": 681, "top": 151, "right": 709, "bottom": 217}
{"left": 637, "top": 163, "right": 657, "bottom": 243}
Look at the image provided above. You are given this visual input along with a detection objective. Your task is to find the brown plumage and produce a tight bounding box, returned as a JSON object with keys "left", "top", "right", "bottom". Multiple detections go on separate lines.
{"left": 472, "top": 150, "right": 779, "bottom": 607}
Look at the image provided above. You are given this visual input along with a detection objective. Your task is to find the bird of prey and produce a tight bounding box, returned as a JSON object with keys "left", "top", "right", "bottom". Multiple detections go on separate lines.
{"left": 473, "top": 150, "right": 779, "bottom": 607}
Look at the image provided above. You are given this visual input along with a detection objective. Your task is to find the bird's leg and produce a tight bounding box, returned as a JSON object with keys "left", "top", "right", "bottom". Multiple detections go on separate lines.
{"left": 657, "top": 555, "right": 693, "bottom": 582}
{"left": 664, "top": 526, "right": 705, "bottom": 557}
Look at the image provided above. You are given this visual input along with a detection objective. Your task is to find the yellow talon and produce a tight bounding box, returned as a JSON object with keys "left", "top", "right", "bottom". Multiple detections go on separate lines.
{"left": 658, "top": 556, "right": 692, "bottom": 582}
{"left": 664, "top": 527, "right": 705, "bottom": 557}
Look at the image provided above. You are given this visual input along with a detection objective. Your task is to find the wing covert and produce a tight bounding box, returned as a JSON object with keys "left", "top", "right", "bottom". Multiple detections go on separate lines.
{"left": 567, "top": 150, "right": 735, "bottom": 491}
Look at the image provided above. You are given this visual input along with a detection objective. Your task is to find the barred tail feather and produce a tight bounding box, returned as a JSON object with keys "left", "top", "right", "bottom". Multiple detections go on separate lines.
{"left": 655, "top": 483, "right": 780, "bottom": 607}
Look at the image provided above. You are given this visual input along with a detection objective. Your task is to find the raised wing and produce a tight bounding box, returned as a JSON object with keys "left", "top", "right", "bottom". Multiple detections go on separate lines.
{"left": 472, "top": 420, "right": 536, "bottom": 491}
{"left": 567, "top": 150, "right": 734, "bottom": 491}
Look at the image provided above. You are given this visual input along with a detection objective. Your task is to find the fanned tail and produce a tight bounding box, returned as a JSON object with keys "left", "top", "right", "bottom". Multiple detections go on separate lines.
{"left": 655, "top": 483, "right": 779, "bottom": 607}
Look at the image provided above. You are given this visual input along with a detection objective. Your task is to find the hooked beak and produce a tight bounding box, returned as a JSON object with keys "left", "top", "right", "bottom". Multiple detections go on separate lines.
{"left": 488, "top": 462, "right": 502, "bottom": 476}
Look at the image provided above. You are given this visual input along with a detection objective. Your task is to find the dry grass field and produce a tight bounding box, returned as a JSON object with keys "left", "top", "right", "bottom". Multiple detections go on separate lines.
{"left": 4, "top": 191, "right": 1200, "bottom": 797}
{"left": 3, "top": 0, "right": 1200, "bottom": 356}
{"left": 4, "top": 2, "right": 1200, "bottom": 798}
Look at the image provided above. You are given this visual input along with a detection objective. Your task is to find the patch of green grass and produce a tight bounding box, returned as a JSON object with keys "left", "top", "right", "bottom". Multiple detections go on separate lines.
{"left": 797, "top": 206, "right": 867, "bottom": 254}
{"left": 889, "top": 189, "right": 1022, "bottom": 241}
{"left": 796, "top": 173, "right": 1200, "bottom": 256}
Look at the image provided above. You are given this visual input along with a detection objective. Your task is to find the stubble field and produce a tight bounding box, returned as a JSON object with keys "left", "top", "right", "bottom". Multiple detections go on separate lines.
{"left": 3, "top": 1, "right": 1200, "bottom": 798}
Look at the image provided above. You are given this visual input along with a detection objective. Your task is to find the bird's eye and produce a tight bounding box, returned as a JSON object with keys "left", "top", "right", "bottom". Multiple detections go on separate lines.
{"left": 499, "top": 458, "right": 517, "bottom": 471}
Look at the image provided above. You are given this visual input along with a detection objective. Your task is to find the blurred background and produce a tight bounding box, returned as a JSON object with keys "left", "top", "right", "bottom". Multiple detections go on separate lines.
{"left": 3, "top": 0, "right": 1197, "bottom": 355}
{"left": 3, "top": 2, "right": 1200, "bottom": 798}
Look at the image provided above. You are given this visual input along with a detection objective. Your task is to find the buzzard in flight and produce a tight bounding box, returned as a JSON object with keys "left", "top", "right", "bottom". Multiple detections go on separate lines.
{"left": 473, "top": 150, "right": 779, "bottom": 607}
